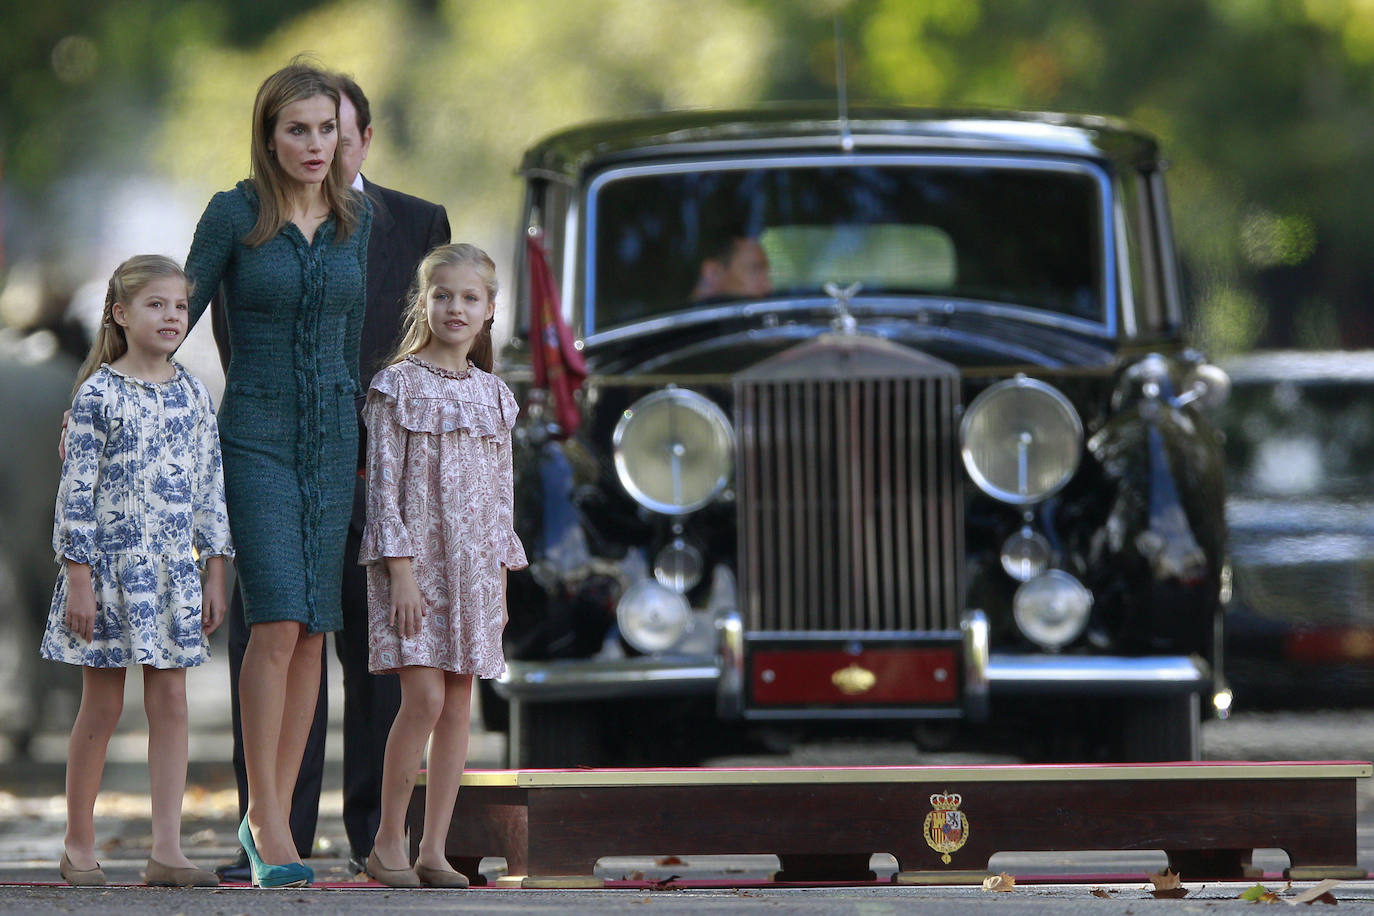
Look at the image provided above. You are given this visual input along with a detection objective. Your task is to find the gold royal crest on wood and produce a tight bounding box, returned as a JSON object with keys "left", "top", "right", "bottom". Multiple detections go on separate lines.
{"left": 922, "top": 792, "right": 969, "bottom": 864}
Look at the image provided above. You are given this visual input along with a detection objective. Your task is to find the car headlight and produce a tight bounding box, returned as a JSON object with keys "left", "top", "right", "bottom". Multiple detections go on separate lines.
{"left": 614, "top": 388, "right": 734, "bottom": 515}
{"left": 617, "top": 579, "right": 692, "bottom": 654}
{"left": 960, "top": 377, "right": 1082, "bottom": 505}
{"left": 1013, "top": 570, "right": 1093, "bottom": 650}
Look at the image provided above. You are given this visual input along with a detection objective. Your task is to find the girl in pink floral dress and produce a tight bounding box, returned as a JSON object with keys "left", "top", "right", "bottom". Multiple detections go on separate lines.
{"left": 359, "top": 243, "right": 527, "bottom": 888}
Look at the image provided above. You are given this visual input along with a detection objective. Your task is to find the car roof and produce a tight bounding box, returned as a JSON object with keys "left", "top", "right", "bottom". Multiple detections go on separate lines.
{"left": 519, "top": 105, "right": 1161, "bottom": 180}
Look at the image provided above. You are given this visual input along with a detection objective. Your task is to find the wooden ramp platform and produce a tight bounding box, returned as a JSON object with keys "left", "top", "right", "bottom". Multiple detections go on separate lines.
{"left": 407, "top": 761, "right": 1370, "bottom": 888}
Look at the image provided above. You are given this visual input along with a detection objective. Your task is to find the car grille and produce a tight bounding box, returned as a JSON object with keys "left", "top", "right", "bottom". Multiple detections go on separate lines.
{"left": 734, "top": 337, "right": 964, "bottom": 634}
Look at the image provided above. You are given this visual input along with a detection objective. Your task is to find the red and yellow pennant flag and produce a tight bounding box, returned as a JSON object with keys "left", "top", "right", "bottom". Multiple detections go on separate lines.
{"left": 526, "top": 230, "right": 587, "bottom": 437}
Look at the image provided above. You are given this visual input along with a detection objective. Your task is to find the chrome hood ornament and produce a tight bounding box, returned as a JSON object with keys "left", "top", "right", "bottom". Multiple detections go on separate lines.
{"left": 824, "top": 280, "right": 862, "bottom": 335}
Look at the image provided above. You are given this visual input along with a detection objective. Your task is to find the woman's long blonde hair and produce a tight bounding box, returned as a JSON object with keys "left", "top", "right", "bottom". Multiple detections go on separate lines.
{"left": 75, "top": 255, "right": 189, "bottom": 396}
{"left": 386, "top": 243, "right": 498, "bottom": 373}
{"left": 244, "top": 59, "right": 360, "bottom": 247}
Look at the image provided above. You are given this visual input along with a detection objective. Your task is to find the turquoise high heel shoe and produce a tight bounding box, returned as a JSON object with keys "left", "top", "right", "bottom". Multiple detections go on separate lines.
{"left": 238, "top": 816, "right": 313, "bottom": 888}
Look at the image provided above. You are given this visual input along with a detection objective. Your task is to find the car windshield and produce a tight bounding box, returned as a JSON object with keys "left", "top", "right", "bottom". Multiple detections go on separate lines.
{"left": 586, "top": 159, "right": 1107, "bottom": 335}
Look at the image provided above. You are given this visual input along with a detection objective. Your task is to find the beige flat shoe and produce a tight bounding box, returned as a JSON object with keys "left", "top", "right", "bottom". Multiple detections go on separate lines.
{"left": 415, "top": 862, "right": 470, "bottom": 888}
{"left": 59, "top": 852, "right": 106, "bottom": 887}
{"left": 145, "top": 857, "right": 220, "bottom": 887}
{"left": 366, "top": 849, "right": 420, "bottom": 888}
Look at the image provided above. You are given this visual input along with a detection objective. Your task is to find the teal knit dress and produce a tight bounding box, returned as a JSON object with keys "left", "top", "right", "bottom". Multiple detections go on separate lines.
{"left": 185, "top": 180, "right": 371, "bottom": 633}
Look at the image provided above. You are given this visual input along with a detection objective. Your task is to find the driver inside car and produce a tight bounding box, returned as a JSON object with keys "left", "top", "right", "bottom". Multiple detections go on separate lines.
{"left": 690, "top": 225, "right": 773, "bottom": 302}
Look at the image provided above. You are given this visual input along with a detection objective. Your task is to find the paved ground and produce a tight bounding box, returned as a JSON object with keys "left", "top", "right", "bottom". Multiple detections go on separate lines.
{"left": 4, "top": 638, "right": 1374, "bottom": 911}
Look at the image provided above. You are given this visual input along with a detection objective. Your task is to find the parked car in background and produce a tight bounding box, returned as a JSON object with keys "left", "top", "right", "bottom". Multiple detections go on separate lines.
{"left": 492, "top": 106, "right": 1233, "bottom": 765}
{"left": 1220, "top": 350, "right": 1374, "bottom": 707}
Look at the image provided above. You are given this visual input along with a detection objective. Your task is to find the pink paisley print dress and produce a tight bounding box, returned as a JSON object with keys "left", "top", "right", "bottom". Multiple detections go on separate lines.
{"left": 360, "top": 355, "right": 527, "bottom": 676}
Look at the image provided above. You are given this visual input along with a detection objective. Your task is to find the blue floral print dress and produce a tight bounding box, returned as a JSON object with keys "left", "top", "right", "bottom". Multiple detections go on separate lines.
{"left": 41, "top": 363, "right": 234, "bottom": 668}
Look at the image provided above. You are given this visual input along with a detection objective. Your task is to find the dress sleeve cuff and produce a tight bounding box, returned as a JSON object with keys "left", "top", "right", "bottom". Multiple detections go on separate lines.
{"left": 54, "top": 533, "right": 95, "bottom": 567}
{"left": 195, "top": 543, "right": 236, "bottom": 570}
{"left": 497, "top": 532, "right": 528, "bottom": 570}
{"left": 359, "top": 518, "right": 415, "bottom": 565}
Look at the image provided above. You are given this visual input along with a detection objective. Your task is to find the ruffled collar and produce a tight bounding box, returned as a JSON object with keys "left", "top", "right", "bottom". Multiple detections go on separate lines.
{"left": 101, "top": 360, "right": 185, "bottom": 389}
{"left": 406, "top": 354, "right": 473, "bottom": 381}
{"left": 368, "top": 358, "right": 518, "bottom": 437}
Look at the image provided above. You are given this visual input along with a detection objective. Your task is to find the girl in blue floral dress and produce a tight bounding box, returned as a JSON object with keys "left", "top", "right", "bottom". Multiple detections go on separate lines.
{"left": 41, "top": 255, "right": 234, "bottom": 888}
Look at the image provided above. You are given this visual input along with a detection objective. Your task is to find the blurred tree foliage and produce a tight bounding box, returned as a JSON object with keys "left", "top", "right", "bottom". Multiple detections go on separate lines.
{"left": 3, "top": 0, "right": 1373, "bottom": 353}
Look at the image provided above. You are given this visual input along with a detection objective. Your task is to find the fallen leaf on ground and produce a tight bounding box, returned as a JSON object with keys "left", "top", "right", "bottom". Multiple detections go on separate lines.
{"left": 655, "top": 855, "right": 685, "bottom": 866}
{"left": 981, "top": 872, "right": 1015, "bottom": 892}
{"left": 625, "top": 870, "right": 646, "bottom": 881}
{"left": 187, "top": 828, "right": 217, "bottom": 846}
{"left": 1241, "top": 883, "right": 1280, "bottom": 903}
{"left": 650, "top": 874, "right": 682, "bottom": 891}
{"left": 1146, "top": 868, "right": 1189, "bottom": 898}
{"left": 1091, "top": 888, "right": 1115, "bottom": 898}
{"left": 1288, "top": 879, "right": 1342, "bottom": 906}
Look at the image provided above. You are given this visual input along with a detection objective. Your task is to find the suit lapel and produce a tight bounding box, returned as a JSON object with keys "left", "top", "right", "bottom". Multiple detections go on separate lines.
{"left": 364, "top": 177, "right": 400, "bottom": 305}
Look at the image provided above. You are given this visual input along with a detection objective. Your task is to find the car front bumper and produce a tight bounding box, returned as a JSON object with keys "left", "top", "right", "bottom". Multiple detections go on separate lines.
{"left": 494, "top": 653, "right": 1212, "bottom": 709}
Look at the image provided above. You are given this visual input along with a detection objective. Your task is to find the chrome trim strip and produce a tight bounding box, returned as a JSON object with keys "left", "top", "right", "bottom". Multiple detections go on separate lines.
{"left": 987, "top": 654, "right": 1209, "bottom": 695}
{"left": 745, "top": 630, "right": 963, "bottom": 641}
{"left": 584, "top": 296, "right": 1113, "bottom": 352}
{"left": 817, "top": 378, "right": 834, "bottom": 630}
{"left": 495, "top": 659, "right": 720, "bottom": 701}
{"left": 743, "top": 708, "right": 965, "bottom": 722}
{"left": 893, "top": 377, "right": 911, "bottom": 622}
{"left": 1115, "top": 194, "right": 1138, "bottom": 338}
{"left": 470, "top": 760, "right": 1372, "bottom": 788}
{"left": 962, "top": 610, "right": 990, "bottom": 721}
{"left": 580, "top": 152, "right": 1117, "bottom": 339}
{"left": 562, "top": 199, "right": 579, "bottom": 326}
{"left": 716, "top": 612, "right": 745, "bottom": 719}
{"left": 804, "top": 380, "right": 821, "bottom": 629}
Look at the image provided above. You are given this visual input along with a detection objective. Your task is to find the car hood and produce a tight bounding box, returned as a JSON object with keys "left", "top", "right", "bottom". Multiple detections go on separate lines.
{"left": 584, "top": 308, "right": 1118, "bottom": 377}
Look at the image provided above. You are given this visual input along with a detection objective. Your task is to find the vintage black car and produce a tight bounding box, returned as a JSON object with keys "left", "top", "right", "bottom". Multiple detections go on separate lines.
{"left": 492, "top": 106, "right": 1233, "bottom": 765}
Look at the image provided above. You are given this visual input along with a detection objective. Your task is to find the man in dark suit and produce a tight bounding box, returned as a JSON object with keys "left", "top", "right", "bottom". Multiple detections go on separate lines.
{"left": 215, "top": 74, "right": 450, "bottom": 880}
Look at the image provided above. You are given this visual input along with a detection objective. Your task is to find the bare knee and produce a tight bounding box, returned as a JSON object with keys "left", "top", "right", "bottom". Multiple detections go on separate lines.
{"left": 292, "top": 631, "right": 324, "bottom": 664}
{"left": 75, "top": 669, "right": 125, "bottom": 735}
{"left": 75, "top": 695, "right": 123, "bottom": 738}
{"left": 142, "top": 668, "right": 188, "bottom": 723}
{"left": 398, "top": 671, "right": 446, "bottom": 726}
{"left": 436, "top": 674, "right": 473, "bottom": 729}
{"left": 245, "top": 621, "right": 305, "bottom": 666}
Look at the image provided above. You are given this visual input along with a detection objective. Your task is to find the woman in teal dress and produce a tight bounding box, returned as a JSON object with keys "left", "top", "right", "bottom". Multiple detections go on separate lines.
{"left": 184, "top": 62, "right": 370, "bottom": 888}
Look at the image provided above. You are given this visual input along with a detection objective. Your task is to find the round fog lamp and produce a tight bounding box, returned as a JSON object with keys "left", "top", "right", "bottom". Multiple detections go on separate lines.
{"left": 654, "top": 539, "right": 703, "bottom": 593}
{"left": 1001, "top": 527, "right": 1051, "bottom": 582}
{"left": 617, "top": 579, "right": 692, "bottom": 654}
{"left": 1013, "top": 570, "right": 1092, "bottom": 650}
